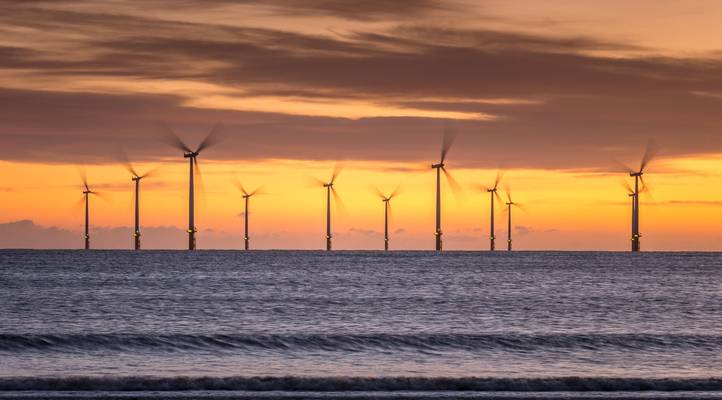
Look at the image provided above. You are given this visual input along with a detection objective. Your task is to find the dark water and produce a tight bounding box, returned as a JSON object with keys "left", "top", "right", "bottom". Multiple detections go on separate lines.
{"left": 1, "top": 250, "right": 721, "bottom": 399}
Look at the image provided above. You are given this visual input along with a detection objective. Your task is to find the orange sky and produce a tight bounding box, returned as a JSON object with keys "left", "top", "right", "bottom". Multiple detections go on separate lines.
{"left": 2, "top": 1, "right": 722, "bottom": 250}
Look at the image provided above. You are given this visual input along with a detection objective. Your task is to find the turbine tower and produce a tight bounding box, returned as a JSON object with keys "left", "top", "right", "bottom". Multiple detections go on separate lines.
{"left": 160, "top": 125, "right": 221, "bottom": 250}
{"left": 430, "top": 130, "right": 461, "bottom": 251}
{"left": 316, "top": 165, "right": 342, "bottom": 251}
{"left": 122, "top": 154, "right": 156, "bottom": 250}
{"left": 504, "top": 187, "right": 523, "bottom": 251}
{"left": 485, "top": 171, "right": 503, "bottom": 251}
{"left": 620, "top": 141, "right": 658, "bottom": 252}
{"left": 79, "top": 171, "right": 99, "bottom": 250}
{"left": 234, "top": 180, "right": 263, "bottom": 250}
{"left": 375, "top": 186, "right": 400, "bottom": 251}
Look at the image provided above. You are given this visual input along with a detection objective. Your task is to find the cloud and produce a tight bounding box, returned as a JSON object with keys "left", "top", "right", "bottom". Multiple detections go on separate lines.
{"left": 2, "top": 1, "right": 722, "bottom": 169}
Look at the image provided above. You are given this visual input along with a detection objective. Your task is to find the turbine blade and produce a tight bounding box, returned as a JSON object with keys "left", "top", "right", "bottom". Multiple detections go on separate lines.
{"left": 372, "top": 185, "right": 386, "bottom": 199}
{"left": 91, "top": 190, "right": 110, "bottom": 203}
{"left": 193, "top": 157, "right": 208, "bottom": 207}
{"left": 388, "top": 199, "right": 394, "bottom": 223}
{"left": 494, "top": 190, "right": 503, "bottom": 204}
{"left": 308, "top": 176, "right": 327, "bottom": 188}
{"left": 79, "top": 167, "right": 89, "bottom": 192}
{"left": 620, "top": 179, "right": 634, "bottom": 195}
{"left": 119, "top": 150, "right": 138, "bottom": 177}
{"left": 389, "top": 185, "right": 402, "bottom": 199}
{"left": 249, "top": 186, "right": 266, "bottom": 196}
{"left": 513, "top": 202, "right": 529, "bottom": 213}
{"left": 157, "top": 124, "right": 191, "bottom": 152}
{"left": 494, "top": 170, "right": 504, "bottom": 189}
{"left": 140, "top": 165, "right": 160, "bottom": 179}
{"left": 331, "top": 163, "right": 343, "bottom": 184}
{"left": 442, "top": 167, "right": 464, "bottom": 199}
{"left": 612, "top": 160, "right": 636, "bottom": 174}
{"left": 331, "top": 186, "right": 346, "bottom": 213}
{"left": 639, "top": 175, "right": 654, "bottom": 201}
{"left": 640, "top": 139, "right": 659, "bottom": 172}
{"left": 233, "top": 178, "right": 247, "bottom": 196}
{"left": 73, "top": 195, "right": 85, "bottom": 211}
{"left": 196, "top": 123, "right": 223, "bottom": 153}
{"left": 440, "top": 127, "right": 457, "bottom": 163}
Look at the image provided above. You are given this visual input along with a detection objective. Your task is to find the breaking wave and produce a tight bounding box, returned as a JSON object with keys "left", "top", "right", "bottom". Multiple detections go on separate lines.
{"left": 1, "top": 333, "right": 721, "bottom": 354}
{"left": 1, "top": 376, "right": 722, "bottom": 392}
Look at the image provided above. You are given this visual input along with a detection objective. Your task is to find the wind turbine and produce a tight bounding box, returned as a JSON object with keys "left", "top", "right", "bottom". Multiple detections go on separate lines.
{"left": 504, "top": 187, "right": 523, "bottom": 251}
{"left": 234, "top": 180, "right": 263, "bottom": 250}
{"left": 160, "top": 124, "right": 221, "bottom": 250}
{"left": 315, "top": 165, "right": 343, "bottom": 251}
{"left": 121, "top": 154, "right": 156, "bottom": 250}
{"left": 375, "top": 186, "right": 400, "bottom": 251}
{"left": 485, "top": 171, "right": 503, "bottom": 251}
{"left": 79, "top": 171, "right": 100, "bottom": 250}
{"left": 430, "top": 129, "right": 462, "bottom": 251}
{"left": 619, "top": 141, "right": 658, "bottom": 252}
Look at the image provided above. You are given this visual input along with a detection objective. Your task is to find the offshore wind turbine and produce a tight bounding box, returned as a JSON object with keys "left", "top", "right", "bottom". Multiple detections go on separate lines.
{"left": 619, "top": 141, "right": 658, "bottom": 252}
{"left": 430, "top": 130, "right": 462, "bottom": 251}
{"left": 485, "top": 171, "right": 503, "bottom": 251}
{"left": 375, "top": 186, "right": 400, "bottom": 251}
{"left": 234, "top": 180, "right": 263, "bottom": 250}
{"left": 160, "top": 125, "right": 221, "bottom": 250}
{"left": 315, "top": 165, "right": 343, "bottom": 251}
{"left": 121, "top": 154, "right": 156, "bottom": 250}
{"left": 79, "top": 171, "right": 100, "bottom": 250}
{"left": 504, "top": 187, "right": 523, "bottom": 251}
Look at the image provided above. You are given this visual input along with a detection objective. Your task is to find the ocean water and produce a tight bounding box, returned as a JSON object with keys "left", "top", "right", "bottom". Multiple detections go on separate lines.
{"left": 0, "top": 250, "right": 721, "bottom": 400}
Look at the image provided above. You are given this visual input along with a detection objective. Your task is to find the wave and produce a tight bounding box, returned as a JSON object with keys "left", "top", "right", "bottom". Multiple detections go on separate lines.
{"left": 1, "top": 333, "right": 721, "bottom": 354}
{"left": 1, "top": 376, "right": 722, "bottom": 392}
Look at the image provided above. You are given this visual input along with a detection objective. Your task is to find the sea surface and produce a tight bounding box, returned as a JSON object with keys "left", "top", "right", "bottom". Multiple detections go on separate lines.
{"left": 0, "top": 250, "right": 721, "bottom": 400}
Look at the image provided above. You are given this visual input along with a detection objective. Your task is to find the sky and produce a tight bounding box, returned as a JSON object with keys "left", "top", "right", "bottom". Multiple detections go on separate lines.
{"left": 2, "top": 0, "right": 722, "bottom": 250}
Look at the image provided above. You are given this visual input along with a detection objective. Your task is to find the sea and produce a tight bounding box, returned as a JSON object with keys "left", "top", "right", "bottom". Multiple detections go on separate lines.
{"left": 0, "top": 250, "right": 721, "bottom": 400}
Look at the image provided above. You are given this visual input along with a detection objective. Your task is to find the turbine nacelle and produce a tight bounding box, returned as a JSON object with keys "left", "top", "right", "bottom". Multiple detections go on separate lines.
{"left": 184, "top": 151, "right": 199, "bottom": 159}
{"left": 431, "top": 162, "right": 444, "bottom": 169}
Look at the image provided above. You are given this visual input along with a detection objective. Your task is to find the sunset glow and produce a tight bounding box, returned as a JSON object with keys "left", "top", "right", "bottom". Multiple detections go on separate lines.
{"left": 2, "top": 1, "right": 722, "bottom": 250}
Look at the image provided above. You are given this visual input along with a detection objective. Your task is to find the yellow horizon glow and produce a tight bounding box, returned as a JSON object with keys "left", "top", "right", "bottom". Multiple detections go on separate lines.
{"left": 2, "top": 154, "right": 722, "bottom": 250}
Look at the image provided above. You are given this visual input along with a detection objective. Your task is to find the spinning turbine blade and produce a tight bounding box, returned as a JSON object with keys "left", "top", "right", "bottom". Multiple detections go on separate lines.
{"left": 331, "top": 186, "right": 346, "bottom": 213}
{"left": 494, "top": 190, "right": 503, "bottom": 204}
{"left": 249, "top": 186, "right": 266, "bottom": 197}
{"left": 157, "top": 124, "right": 191, "bottom": 153}
{"left": 389, "top": 185, "right": 401, "bottom": 199}
{"left": 440, "top": 128, "right": 457, "bottom": 163}
{"left": 233, "top": 178, "right": 248, "bottom": 196}
{"left": 120, "top": 151, "right": 138, "bottom": 177}
{"left": 140, "top": 166, "right": 160, "bottom": 179}
{"left": 442, "top": 167, "right": 464, "bottom": 198}
{"left": 331, "top": 164, "right": 343, "bottom": 184}
{"left": 494, "top": 171, "right": 504, "bottom": 189}
{"left": 613, "top": 160, "right": 636, "bottom": 174}
{"left": 372, "top": 185, "right": 386, "bottom": 199}
{"left": 193, "top": 157, "right": 207, "bottom": 206}
{"left": 196, "top": 123, "right": 223, "bottom": 153}
{"left": 640, "top": 139, "right": 659, "bottom": 172}
{"left": 620, "top": 179, "right": 634, "bottom": 194}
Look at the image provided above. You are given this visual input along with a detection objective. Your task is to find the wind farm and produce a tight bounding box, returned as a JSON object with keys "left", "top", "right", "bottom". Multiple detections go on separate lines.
{"left": 64, "top": 132, "right": 675, "bottom": 252}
